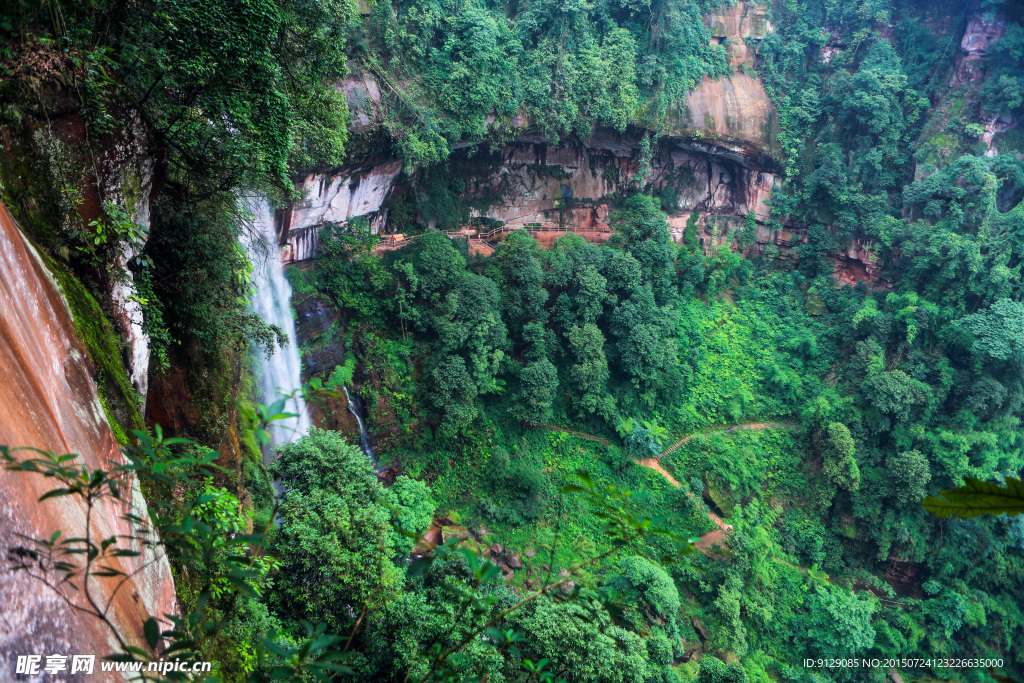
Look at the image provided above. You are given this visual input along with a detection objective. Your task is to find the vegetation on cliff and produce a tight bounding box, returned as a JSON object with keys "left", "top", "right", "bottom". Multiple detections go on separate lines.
{"left": 2, "top": 0, "right": 1024, "bottom": 682}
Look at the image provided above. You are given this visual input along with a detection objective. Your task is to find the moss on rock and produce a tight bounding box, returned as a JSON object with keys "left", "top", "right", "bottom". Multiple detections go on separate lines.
{"left": 43, "top": 252, "right": 145, "bottom": 443}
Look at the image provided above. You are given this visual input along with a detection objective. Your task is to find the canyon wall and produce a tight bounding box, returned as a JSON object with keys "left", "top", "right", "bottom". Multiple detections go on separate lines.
{"left": 282, "top": 162, "right": 402, "bottom": 261}
{"left": 0, "top": 201, "right": 176, "bottom": 675}
{"left": 278, "top": 126, "right": 781, "bottom": 263}
{"left": 277, "top": 2, "right": 782, "bottom": 262}
{"left": 0, "top": 105, "right": 155, "bottom": 402}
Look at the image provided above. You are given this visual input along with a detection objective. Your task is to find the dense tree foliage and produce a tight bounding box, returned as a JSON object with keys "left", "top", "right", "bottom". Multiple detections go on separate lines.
{"left": 352, "top": 0, "right": 728, "bottom": 163}
{"left": 5, "top": 0, "right": 1024, "bottom": 681}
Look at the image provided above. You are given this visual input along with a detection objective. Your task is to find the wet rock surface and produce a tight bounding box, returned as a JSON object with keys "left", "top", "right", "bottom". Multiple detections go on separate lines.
{"left": 0, "top": 201, "right": 176, "bottom": 669}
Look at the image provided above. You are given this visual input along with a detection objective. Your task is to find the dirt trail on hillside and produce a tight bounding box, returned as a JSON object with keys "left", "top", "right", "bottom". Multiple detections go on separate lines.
{"left": 634, "top": 457, "right": 733, "bottom": 551}
{"left": 661, "top": 422, "right": 794, "bottom": 456}
{"left": 638, "top": 421, "right": 794, "bottom": 552}
{"left": 538, "top": 421, "right": 800, "bottom": 556}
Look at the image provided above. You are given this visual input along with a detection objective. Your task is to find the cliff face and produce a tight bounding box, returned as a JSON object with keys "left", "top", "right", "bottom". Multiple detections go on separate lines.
{"left": 0, "top": 104, "right": 155, "bottom": 402}
{"left": 453, "top": 131, "right": 777, "bottom": 235}
{"left": 283, "top": 162, "right": 402, "bottom": 261}
{"left": 706, "top": 1, "right": 772, "bottom": 67}
{"left": 278, "top": 127, "right": 779, "bottom": 261}
{"left": 276, "top": 2, "right": 781, "bottom": 260}
{"left": 0, "top": 201, "right": 176, "bottom": 673}
{"left": 955, "top": 12, "right": 1006, "bottom": 86}
{"left": 665, "top": 73, "right": 780, "bottom": 157}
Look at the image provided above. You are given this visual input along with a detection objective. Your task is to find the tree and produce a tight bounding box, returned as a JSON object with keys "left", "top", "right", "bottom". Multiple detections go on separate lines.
{"left": 607, "top": 556, "right": 682, "bottom": 645}
{"left": 610, "top": 195, "right": 676, "bottom": 304}
{"left": 822, "top": 423, "right": 861, "bottom": 492}
{"left": 698, "top": 655, "right": 746, "bottom": 683}
{"left": 401, "top": 230, "right": 468, "bottom": 309}
{"left": 509, "top": 599, "right": 650, "bottom": 683}
{"left": 271, "top": 429, "right": 402, "bottom": 631}
{"left": 887, "top": 450, "right": 931, "bottom": 506}
{"left": 962, "top": 299, "right": 1024, "bottom": 364}
{"left": 512, "top": 359, "right": 559, "bottom": 425}
{"left": 455, "top": 274, "right": 508, "bottom": 395}
{"left": 491, "top": 230, "right": 549, "bottom": 351}
{"left": 798, "top": 584, "right": 877, "bottom": 659}
{"left": 387, "top": 476, "right": 436, "bottom": 559}
{"left": 431, "top": 354, "right": 479, "bottom": 436}
{"left": 566, "top": 323, "right": 615, "bottom": 419}
{"left": 609, "top": 286, "right": 678, "bottom": 400}
{"left": 547, "top": 234, "right": 611, "bottom": 329}
{"left": 861, "top": 370, "right": 931, "bottom": 423}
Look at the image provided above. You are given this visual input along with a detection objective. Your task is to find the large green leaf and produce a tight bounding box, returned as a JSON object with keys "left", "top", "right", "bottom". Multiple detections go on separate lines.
{"left": 922, "top": 477, "right": 1024, "bottom": 518}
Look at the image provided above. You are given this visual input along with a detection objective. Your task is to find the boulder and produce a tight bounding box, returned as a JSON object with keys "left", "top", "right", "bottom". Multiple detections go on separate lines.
{"left": 692, "top": 617, "right": 711, "bottom": 643}
{"left": 507, "top": 552, "right": 523, "bottom": 570}
{"left": 441, "top": 525, "right": 471, "bottom": 544}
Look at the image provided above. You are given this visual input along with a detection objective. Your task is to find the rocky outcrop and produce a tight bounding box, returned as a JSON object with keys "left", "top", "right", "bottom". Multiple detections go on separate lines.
{"left": 666, "top": 73, "right": 780, "bottom": 157}
{"left": 955, "top": 12, "right": 1006, "bottom": 85}
{"left": 341, "top": 71, "right": 385, "bottom": 134}
{"left": 832, "top": 236, "right": 883, "bottom": 285}
{"left": 462, "top": 132, "right": 778, "bottom": 236}
{"left": 982, "top": 114, "right": 1016, "bottom": 157}
{"left": 282, "top": 162, "right": 401, "bottom": 261}
{"left": 705, "top": 2, "right": 772, "bottom": 67}
{"left": 93, "top": 110, "right": 155, "bottom": 402}
{"left": 0, "top": 201, "right": 176, "bottom": 674}
{"left": 0, "top": 102, "right": 155, "bottom": 401}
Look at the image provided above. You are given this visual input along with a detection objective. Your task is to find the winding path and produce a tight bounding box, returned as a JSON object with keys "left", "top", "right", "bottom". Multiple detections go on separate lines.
{"left": 535, "top": 421, "right": 798, "bottom": 552}
{"left": 536, "top": 424, "right": 612, "bottom": 447}
{"left": 640, "top": 421, "right": 794, "bottom": 549}
{"left": 660, "top": 422, "right": 795, "bottom": 457}
{"left": 538, "top": 420, "right": 860, "bottom": 585}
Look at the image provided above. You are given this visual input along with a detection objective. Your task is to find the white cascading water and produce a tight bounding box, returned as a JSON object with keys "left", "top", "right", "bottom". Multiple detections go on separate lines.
{"left": 342, "top": 384, "right": 376, "bottom": 468}
{"left": 242, "top": 196, "right": 311, "bottom": 459}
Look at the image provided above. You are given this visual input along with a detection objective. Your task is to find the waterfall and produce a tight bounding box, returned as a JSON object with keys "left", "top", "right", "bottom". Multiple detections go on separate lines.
{"left": 242, "top": 196, "right": 311, "bottom": 458}
{"left": 342, "top": 384, "right": 375, "bottom": 468}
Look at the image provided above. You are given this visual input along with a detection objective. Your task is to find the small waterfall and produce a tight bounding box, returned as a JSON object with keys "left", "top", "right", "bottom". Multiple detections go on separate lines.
{"left": 342, "top": 384, "right": 376, "bottom": 468}
{"left": 242, "top": 196, "right": 311, "bottom": 459}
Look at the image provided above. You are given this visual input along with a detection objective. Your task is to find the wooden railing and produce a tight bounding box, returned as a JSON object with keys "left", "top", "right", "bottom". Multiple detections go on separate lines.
{"left": 376, "top": 224, "right": 612, "bottom": 252}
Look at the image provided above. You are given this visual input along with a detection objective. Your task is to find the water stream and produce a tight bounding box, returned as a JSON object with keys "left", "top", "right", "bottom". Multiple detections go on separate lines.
{"left": 342, "top": 384, "right": 376, "bottom": 469}
{"left": 242, "top": 196, "right": 311, "bottom": 463}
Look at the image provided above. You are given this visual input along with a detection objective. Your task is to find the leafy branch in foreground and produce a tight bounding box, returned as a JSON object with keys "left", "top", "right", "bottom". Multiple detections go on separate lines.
{"left": 2, "top": 404, "right": 347, "bottom": 682}
{"left": 6, "top": 412, "right": 698, "bottom": 683}
{"left": 922, "top": 477, "right": 1024, "bottom": 518}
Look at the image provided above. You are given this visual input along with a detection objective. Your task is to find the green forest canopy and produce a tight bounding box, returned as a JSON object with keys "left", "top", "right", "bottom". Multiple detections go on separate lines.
{"left": 1, "top": 0, "right": 1024, "bottom": 681}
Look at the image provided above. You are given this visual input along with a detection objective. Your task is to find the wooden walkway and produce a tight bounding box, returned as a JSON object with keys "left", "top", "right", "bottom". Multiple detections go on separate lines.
{"left": 376, "top": 225, "right": 611, "bottom": 253}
